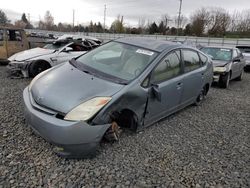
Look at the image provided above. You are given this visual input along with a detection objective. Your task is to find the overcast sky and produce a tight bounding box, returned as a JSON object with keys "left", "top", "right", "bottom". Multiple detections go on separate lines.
{"left": 1, "top": 0, "right": 250, "bottom": 27}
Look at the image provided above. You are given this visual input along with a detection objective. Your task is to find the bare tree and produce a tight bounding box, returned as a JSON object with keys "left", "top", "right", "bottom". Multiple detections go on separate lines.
{"left": 208, "top": 8, "right": 231, "bottom": 36}
{"left": 234, "top": 9, "right": 250, "bottom": 32}
{"left": 44, "top": 11, "right": 54, "bottom": 30}
{"left": 190, "top": 8, "right": 211, "bottom": 36}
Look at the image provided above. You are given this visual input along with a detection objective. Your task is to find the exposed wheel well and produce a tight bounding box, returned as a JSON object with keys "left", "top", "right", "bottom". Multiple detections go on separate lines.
{"left": 110, "top": 109, "right": 138, "bottom": 131}
{"left": 28, "top": 60, "right": 51, "bottom": 76}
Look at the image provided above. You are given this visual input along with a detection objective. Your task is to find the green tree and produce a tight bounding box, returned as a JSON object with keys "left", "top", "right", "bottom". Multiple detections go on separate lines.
{"left": 21, "top": 13, "right": 28, "bottom": 24}
{"left": 0, "top": 9, "right": 10, "bottom": 25}
{"left": 148, "top": 22, "right": 158, "bottom": 34}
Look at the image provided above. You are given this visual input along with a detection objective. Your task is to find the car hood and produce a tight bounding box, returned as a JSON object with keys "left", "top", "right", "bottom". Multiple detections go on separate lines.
{"left": 9, "top": 47, "right": 55, "bottom": 62}
{"left": 31, "top": 62, "right": 124, "bottom": 113}
{"left": 212, "top": 60, "right": 230, "bottom": 67}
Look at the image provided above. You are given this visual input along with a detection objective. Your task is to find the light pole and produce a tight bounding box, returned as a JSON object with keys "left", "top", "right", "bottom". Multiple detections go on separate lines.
{"left": 177, "top": 0, "right": 183, "bottom": 36}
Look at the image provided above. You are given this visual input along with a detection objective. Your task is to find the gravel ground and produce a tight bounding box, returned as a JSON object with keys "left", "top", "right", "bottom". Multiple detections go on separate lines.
{"left": 0, "top": 65, "right": 249, "bottom": 188}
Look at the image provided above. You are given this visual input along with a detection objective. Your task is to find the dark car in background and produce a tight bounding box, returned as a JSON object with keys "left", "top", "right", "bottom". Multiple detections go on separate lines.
{"left": 200, "top": 46, "right": 245, "bottom": 88}
{"left": 236, "top": 45, "right": 250, "bottom": 71}
{"left": 23, "top": 37, "right": 213, "bottom": 158}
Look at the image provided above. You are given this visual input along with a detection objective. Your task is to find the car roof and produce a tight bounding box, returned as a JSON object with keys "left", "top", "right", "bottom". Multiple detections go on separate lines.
{"left": 202, "top": 46, "right": 236, "bottom": 50}
{"left": 57, "top": 34, "right": 100, "bottom": 42}
{"left": 115, "top": 37, "right": 182, "bottom": 52}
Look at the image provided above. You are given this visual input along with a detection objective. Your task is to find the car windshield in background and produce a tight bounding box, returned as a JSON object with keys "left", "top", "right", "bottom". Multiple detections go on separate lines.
{"left": 76, "top": 42, "right": 158, "bottom": 83}
{"left": 201, "top": 47, "right": 232, "bottom": 61}
{"left": 236, "top": 46, "right": 250, "bottom": 54}
{"left": 43, "top": 41, "right": 69, "bottom": 50}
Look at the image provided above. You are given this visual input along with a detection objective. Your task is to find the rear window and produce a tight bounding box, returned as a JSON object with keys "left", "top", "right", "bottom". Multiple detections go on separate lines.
{"left": 199, "top": 53, "right": 208, "bottom": 65}
{"left": 7, "top": 30, "right": 22, "bottom": 41}
{"left": 0, "top": 30, "right": 3, "bottom": 46}
{"left": 182, "top": 50, "right": 200, "bottom": 72}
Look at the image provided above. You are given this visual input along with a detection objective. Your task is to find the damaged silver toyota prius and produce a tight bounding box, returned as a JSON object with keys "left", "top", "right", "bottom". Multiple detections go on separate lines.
{"left": 23, "top": 37, "right": 213, "bottom": 158}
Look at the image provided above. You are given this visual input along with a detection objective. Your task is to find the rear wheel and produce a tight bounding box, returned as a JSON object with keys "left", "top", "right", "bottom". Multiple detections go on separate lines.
{"left": 29, "top": 60, "right": 51, "bottom": 77}
{"left": 219, "top": 73, "right": 230, "bottom": 88}
{"left": 194, "top": 86, "right": 206, "bottom": 106}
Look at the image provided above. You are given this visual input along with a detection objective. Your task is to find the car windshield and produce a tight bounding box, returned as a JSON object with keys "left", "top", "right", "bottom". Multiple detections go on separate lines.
{"left": 201, "top": 47, "right": 232, "bottom": 61}
{"left": 75, "top": 41, "right": 158, "bottom": 83}
{"left": 43, "top": 41, "right": 68, "bottom": 50}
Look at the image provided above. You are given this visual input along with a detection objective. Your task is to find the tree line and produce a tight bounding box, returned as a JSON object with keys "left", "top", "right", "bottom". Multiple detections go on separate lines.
{"left": 0, "top": 7, "right": 250, "bottom": 38}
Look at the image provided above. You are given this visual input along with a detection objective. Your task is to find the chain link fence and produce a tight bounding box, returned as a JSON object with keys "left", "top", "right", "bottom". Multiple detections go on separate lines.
{"left": 26, "top": 29, "right": 250, "bottom": 47}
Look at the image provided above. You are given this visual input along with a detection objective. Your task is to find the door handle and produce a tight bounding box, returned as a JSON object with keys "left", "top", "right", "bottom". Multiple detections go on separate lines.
{"left": 176, "top": 82, "right": 182, "bottom": 89}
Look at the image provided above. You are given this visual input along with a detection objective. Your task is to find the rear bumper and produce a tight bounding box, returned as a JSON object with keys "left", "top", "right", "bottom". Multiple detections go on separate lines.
{"left": 23, "top": 87, "right": 111, "bottom": 158}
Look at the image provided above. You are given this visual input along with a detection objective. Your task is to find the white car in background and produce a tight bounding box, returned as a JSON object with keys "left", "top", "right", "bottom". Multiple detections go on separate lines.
{"left": 7, "top": 35, "right": 102, "bottom": 78}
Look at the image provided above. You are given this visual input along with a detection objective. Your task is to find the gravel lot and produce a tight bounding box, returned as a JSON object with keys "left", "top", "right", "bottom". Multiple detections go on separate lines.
{"left": 0, "top": 65, "right": 249, "bottom": 188}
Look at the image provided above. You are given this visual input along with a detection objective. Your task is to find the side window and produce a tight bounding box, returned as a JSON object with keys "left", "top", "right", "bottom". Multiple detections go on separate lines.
{"left": 182, "top": 50, "right": 200, "bottom": 72}
{"left": 0, "top": 29, "right": 4, "bottom": 46}
{"left": 232, "top": 49, "right": 238, "bottom": 58}
{"left": 7, "top": 30, "right": 22, "bottom": 41}
{"left": 152, "top": 51, "right": 181, "bottom": 83}
{"left": 69, "top": 43, "right": 85, "bottom": 51}
{"left": 199, "top": 53, "right": 208, "bottom": 66}
{"left": 0, "top": 30, "right": 3, "bottom": 41}
{"left": 236, "top": 49, "right": 242, "bottom": 57}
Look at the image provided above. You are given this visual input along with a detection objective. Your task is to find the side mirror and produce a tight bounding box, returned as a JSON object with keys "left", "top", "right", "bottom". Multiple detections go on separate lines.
{"left": 233, "top": 57, "right": 241, "bottom": 63}
{"left": 151, "top": 84, "right": 161, "bottom": 102}
{"left": 62, "top": 47, "right": 73, "bottom": 52}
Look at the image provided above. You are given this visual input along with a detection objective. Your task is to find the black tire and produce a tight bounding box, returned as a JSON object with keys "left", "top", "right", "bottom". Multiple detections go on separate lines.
{"left": 244, "top": 67, "right": 250, "bottom": 72}
{"left": 29, "top": 61, "right": 50, "bottom": 77}
{"left": 194, "top": 86, "right": 206, "bottom": 106}
{"left": 235, "top": 71, "right": 243, "bottom": 81}
{"left": 219, "top": 73, "right": 230, "bottom": 88}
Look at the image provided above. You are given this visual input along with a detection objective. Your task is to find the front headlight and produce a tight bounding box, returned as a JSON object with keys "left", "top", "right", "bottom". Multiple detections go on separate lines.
{"left": 28, "top": 68, "right": 50, "bottom": 91}
{"left": 214, "top": 66, "right": 227, "bottom": 72}
{"left": 64, "top": 97, "right": 112, "bottom": 121}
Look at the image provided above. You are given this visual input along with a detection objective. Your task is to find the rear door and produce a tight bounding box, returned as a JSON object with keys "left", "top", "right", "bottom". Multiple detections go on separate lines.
{"left": 145, "top": 50, "right": 184, "bottom": 125}
{"left": 180, "top": 49, "right": 205, "bottom": 106}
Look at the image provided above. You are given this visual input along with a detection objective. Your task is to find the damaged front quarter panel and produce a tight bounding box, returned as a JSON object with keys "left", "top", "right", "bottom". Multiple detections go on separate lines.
{"left": 92, "top": 81, "right": 149, "bottom": 131}
{"left": 7, "top": 61, "right": 30, "bottom": 78}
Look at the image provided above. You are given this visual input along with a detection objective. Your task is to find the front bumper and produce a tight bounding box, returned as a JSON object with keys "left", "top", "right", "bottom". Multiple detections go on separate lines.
{"left": 23, "top": 87, "right": 111, "bottom": 158}
{"left": 7, "top": 61, "right": 29, "bottom": 78}
{"left": 245, "top": 61, "right": 250, "bottom": 68}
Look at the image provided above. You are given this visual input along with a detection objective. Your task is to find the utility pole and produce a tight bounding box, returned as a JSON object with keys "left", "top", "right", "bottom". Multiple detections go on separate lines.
{"left": 104, "top": 4, "right": 107, "bottom": 32}
{"left": 177, "top": 0, "right": 183, "bottom": 36}
{"left": 28, "top": 13, "right": 30, "bottom": 23}
{"left": 73, "top": 9, "right": 75, "bottom": 28}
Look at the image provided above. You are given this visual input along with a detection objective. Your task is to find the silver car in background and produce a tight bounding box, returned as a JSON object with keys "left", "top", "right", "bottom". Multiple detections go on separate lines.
{"left": 236, "top": 45, "right": 250, "bottom": 71}
{"left": 7, "top": 35, "right": 101, "bottom": 78}
{"left": 200, "top": 46, "right": 245, "bottom": 88}
{"left": 23, "top": 37, "right": 213, "bottom": 158}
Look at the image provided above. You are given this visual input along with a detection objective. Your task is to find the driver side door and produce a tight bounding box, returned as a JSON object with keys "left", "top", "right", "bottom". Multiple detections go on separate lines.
{"left": 144, "top": 50, "right": 184, "bottom": 126}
